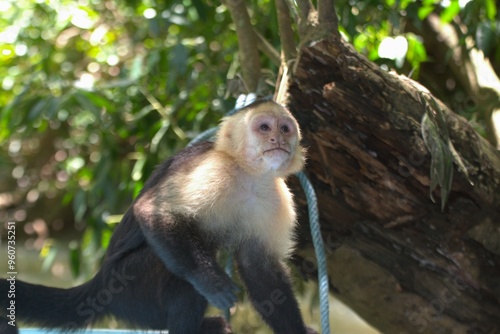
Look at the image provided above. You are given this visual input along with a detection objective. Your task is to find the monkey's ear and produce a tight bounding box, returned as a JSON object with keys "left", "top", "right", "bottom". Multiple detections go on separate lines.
{"left": 219, "top": 124, "right": 231, "bottom": 140}
{"left": 215, "top": 115, "right": 244, "bottom": 157}
{"left": 215, "top": 117, "right": 231, "bottom": 150}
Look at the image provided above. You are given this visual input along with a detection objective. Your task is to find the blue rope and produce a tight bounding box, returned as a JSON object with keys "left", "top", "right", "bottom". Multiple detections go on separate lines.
{"left": 296, "top": 171, "right": 330, "bottom": 334}
{"left": 188, "top": 127, "right": 218, "bottom": 147}
{"left": 188, "top": 94, "right": 330, "bottom": 333}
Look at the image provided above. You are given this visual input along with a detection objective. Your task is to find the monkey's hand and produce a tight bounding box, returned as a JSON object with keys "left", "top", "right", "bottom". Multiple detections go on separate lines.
{"left": 190, "top": 269, "right": 240, "bottom": 310}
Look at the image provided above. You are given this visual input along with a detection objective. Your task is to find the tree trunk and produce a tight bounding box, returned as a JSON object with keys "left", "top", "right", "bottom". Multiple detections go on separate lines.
{"left": 288, "top": 36, "right": 500, "bottom": 333}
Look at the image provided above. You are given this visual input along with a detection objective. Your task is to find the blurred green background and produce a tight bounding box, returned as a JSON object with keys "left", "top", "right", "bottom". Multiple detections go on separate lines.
{"left": 0, "top": 0, "right": 498, "bottom": 332}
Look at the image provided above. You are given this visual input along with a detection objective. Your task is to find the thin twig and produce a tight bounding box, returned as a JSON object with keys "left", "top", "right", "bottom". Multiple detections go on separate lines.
{"left": 254, "top": 29, "right": 281, "bottom": 66}
{"left": 274, "top": 63, "right": 290, "bottom": 104}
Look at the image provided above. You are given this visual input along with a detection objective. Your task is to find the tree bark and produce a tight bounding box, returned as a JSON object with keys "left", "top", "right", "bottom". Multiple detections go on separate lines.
{"left": 224, "top": 0, "right": 261, "bottom": 92}
{"left": 288, "top": 36, "right": 500, "bottom": 333}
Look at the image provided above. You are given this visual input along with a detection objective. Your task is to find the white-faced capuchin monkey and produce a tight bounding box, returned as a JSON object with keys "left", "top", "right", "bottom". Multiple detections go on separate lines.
{"left": 1, "top": 100, "right": 317, "bottom": 334}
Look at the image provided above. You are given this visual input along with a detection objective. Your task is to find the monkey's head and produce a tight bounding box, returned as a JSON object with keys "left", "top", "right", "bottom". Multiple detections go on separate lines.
{"left": 216, "top": 100, "right": 305, "bottom": 177}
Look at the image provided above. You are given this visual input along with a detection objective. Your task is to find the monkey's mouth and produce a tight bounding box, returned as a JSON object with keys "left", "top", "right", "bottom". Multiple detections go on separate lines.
{"left": 264, "top": 148, "right": 290, "bottom": 155}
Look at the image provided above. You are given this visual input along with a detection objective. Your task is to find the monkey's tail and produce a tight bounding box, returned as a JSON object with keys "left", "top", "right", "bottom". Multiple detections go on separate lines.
{"left": 1, "top": 272, "right": 106, "bottom": 331}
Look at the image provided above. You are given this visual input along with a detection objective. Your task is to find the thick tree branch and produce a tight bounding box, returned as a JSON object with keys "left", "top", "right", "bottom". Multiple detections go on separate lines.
{"left": 224, "top": 0, "right": 261, "bottom": 92}
{"left": 275, "top": 0, "right": 297, "bottom": 63}
{"left": 294, "top": 0, "right": 340, "bottom": 46}
{"left": 317, "top": 0, "right": 339, "bottom": 36}
{"left": 295, "top": 0, "right": 318, "bottom": 42}
{"left": 288, "top": 36, "right": 500, "bottom": 334}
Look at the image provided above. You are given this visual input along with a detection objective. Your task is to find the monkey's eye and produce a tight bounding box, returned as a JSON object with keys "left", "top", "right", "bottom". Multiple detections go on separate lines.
{"left": 260, "top": 123, "right": 271, "bottom": 132}
{"left": 280, "top": 125, "right": 290, "bottom": 133}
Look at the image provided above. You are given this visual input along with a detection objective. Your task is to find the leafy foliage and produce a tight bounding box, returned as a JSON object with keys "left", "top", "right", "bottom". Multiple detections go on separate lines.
{"left": 337, "top": 0, "right": 499, "bottom": 79}
{"left": 0, "top": 0, "right": 241, "bottom": 274}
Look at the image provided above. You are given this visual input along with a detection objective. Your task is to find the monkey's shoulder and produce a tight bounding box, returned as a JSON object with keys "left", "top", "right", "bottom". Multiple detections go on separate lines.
{"left": 145, "top": 141, "right": 215, "bottom": 185}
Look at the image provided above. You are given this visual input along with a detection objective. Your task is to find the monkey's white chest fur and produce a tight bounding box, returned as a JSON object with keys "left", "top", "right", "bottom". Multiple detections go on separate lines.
{"left": 167, "top": 151, "right": 297, "bottom": 259}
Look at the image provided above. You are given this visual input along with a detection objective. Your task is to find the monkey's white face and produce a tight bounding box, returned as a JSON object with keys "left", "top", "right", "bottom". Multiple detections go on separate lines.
{"left": 215, "top": 101, "right": 304, "bottom": 177}
{"left": 247, "top": 113, "right": 299, "bottom": 173}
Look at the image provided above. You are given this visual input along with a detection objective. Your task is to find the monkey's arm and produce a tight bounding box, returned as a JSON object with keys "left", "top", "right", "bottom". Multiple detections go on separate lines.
{"left": 236, "top": 239, "right": 308, "bottom": 334}
{"left": 134, "top": 205, "right": 238, "bottom": 310}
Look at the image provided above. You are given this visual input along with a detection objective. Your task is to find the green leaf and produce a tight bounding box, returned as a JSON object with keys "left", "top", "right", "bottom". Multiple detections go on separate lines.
{"left": 27, "top": 96, "right": 59, "bottom": 122}
{"left": 418, "top": 5, "right": 435, "bottom": 20}
{"left": 400, "top": 0, "right": 414, "bottom": 9}
{"left": 62, "top": 193, "right": 74, "bottom": 205}
{"left": 81, "top": 227, "right": 94, "bottom": 251}
{"left": 44, "top": 96, "right": 60, "bottom": 119}
{"left": 74, "top": 91, "right": 100, "bottom": 117}
{"left": 79, "top": 91, "right": 114, "bottom": 111}
{"left": 73, "top": 190, "right": 87, "bottom": 223}
{"left": 440, "top": 0, "right": 460, "bottom": 23}
{"left": 476, "top": 22, "right": 495, "bottom": 55}
{"left": 420, "top": 93, "right": 473, "bottom": 212}
{"left": 40, "top": 240, "right": 57, "bottom": 272}
{"left": 426, "top": 97, "right": 472, "bottom": 184}
{"left": 28, "top": 99, "right": 48, "bottom": 121}
{"left": 484, "top": 0, "right": 497, "bottom": 21}
{"left": 69, "top": 241, "right": 81, "bottom": 277}
{"left": 406, "top": 33, "right": 428, "bottom": 77}
{"left": 133, "top": 181, "right": 144, "bottom": 198}
{"left": 170, "top": 43, "right": 188, "bottom": 75}
{"left": 462, "top": 0, "right": 481, "bottom": 26}
{"left": 191, "top": 0, "right": 208, "bottom": 21}
{"left": 101, "top": 228, "right": 113, "bottom": 250}
{"left": 130, "top": 54, "right": 145, "bottom": 80}
{"left": 421, "top": 111, "right": 454, "bottom": 211}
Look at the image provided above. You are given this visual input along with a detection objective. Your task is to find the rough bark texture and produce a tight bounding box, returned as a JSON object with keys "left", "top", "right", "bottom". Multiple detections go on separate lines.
{"left": 288, "top": 37, "right": 500, "bottom": 333}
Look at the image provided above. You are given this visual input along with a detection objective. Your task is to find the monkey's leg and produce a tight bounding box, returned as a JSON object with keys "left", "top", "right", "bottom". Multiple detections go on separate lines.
{"left": 163, "top": 275, "right": 233, "bottom": 334}
{"left": 236, "top": 239, "right": 308, "bottom": 334}
{"left": 104, "top": 244, "right": 231, "bottom": 333}
{"left": 163, "top": 275, "right": 207, "bottom": 334}
{"left": 135, "top": 211, "right": 239, "bottom": 310}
